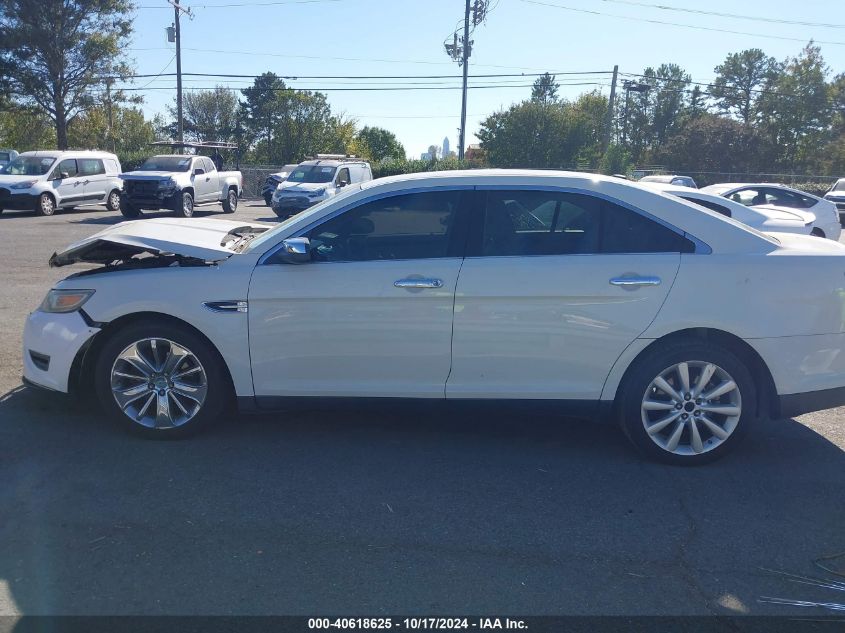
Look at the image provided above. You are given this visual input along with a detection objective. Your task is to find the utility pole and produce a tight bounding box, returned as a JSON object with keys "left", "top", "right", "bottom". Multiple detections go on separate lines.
{"left": 105, "top": 78, "right": 115, "bottom": 152}
{"left": 601, "top": 65, "right": 618, "bottom": 156}
{"left": 168, "top": 0, "right": 192, "bottom": 143}
{"left": 458, "top": 0, "right": 470, "bottom": 160}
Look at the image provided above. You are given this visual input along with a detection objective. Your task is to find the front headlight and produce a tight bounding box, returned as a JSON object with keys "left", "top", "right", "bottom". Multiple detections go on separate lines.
{"left": 310, "top": 187, "right": 327, "bottom": 197}
{"left": 11, "top": 180, "right": 38, "bottom": 189}
{"left": 39, "top": 289, "right": 95, "bottom": 313}
{"left": 158, "top": 178, "right": 176, "bottom": 189}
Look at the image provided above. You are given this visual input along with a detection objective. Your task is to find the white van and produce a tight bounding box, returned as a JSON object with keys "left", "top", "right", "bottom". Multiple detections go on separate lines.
{"left": 271, "top": 155, "right": 372, "bottom": 218}
{"left": 0, "top": 150, "right": 123, "bottom": 216}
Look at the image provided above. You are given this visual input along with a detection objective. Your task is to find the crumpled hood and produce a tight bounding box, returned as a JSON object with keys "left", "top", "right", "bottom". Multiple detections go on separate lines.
{"left": 121, "top": 171, "right": 180, "bottom": 181}
{"left": 753, "top": 204, "right": 815, "bottom": 224}
{"left": 49, "top": 217, "right": 272, "bottom": 267}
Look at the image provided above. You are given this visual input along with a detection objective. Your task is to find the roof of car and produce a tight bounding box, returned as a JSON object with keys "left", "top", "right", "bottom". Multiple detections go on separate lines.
{"left": 360, "top": 169, "right": 622, "bottom": 190}
{"left": 639, "top": 175, "right": 689, "bottom": 182}
{"left": 20, "top": 149, "right": 118, "bottom": 159}
{"left": 297, "top": 159, "right": 369, "bottom": 167}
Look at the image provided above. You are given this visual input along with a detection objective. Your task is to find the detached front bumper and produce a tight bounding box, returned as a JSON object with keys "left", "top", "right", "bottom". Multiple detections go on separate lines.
{"left": 272, "top": 196, "right": 320, "bottom": 214}
{"left": 121, "top": 189, "right": 179, "bottom": 210}
{"left": 23, "top": 310, "right": 100, "bottom": 393}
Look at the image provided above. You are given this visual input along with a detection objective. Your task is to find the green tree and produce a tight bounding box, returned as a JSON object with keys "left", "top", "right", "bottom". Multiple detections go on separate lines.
{"left": 68, "top": 105, "right": 155, "bottom": 153}
{"left": 0, "top": 102, "right": 55, "bottom": 149}
{"left": 531, "top": 73, "right": 559, "bottom": 105}
{"left": 170, "top": 86, "right": 239, "bottom": 144}
{"left": 758, "top": 42, "right": 831, "bottom": 172}
{"left": 356, "top": 126, "right": 405, "bottom": 161}
{"left": 240, "top": 72, "right": 287, "bottom": 162}
{"left": 0, "top": 0, "right": 133, "bottom": 149}
{"left": 710, "top": 49, "right": 779, "bottom": 125}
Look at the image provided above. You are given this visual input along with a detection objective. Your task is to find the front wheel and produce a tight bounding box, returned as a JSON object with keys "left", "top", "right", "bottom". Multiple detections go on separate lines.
{"left": 37, "top": 193, "right": 56, "bottom": 216}
{"left": 120, "top": 197, "right": 141, "bottom": 219}
{"left": 222, "top": 188, "right": 238, "bottom": 214}
{"left": 94, "top": 321, "right": 230, "bottom": 438}
{"left": 176, "top": 191, "right": 194, "bottom": 217}
{"left": 617, "top": 341, "right": 756, "bottom": 465}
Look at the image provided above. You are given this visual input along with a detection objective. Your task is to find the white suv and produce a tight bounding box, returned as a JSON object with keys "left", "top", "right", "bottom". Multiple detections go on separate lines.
{"left": 0, "top": 150, "right": 123, "bottom": 216}
{"left": 271, "top": 156, "right": 372, "bottom": 218}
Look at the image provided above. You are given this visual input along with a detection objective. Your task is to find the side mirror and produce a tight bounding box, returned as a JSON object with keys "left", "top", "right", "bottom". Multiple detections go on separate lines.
{"left": 194, "top": 168, "right": 205, "bottom": 176}
{"left": 278, "top": 237, "right": 312, "bottom": 264}
{"left": 337, "top": 181, "right": 347, "bottom": 188}
{"left": 59, "top": 171, "right": 70, "bottom": 179}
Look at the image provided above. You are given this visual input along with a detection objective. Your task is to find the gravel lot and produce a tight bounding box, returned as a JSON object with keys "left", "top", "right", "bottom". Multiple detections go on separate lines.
{"left": 0, "top": 201, "right": 844, "bottom": 616}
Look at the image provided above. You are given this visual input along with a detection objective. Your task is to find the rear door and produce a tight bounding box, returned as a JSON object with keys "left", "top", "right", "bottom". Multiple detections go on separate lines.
{"left": 447, "top": 188, "right": 692, "bottom": 400}
{"left": 78, "top": 158, "right": 108, "bottom": 203}
{"left": 248, "top": 188, "right": 472, "bottom": 399}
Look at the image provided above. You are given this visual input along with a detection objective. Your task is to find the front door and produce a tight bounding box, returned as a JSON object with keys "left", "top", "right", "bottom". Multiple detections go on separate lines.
{"left": 248, "top": 189, "right": 471, "bottom": 399}
{"left": 447, "top": 188, "right": 690, "bottom": 400}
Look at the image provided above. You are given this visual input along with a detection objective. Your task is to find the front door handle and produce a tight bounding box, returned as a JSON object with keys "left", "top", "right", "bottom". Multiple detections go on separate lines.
{"left": 609, "top": 276, "right": 661, "bottom": 287}
{"left": 394, "top": 278, "right": 444, "bottom": 289}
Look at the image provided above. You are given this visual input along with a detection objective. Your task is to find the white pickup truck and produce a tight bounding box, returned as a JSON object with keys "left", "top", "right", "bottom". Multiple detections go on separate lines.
{"left": 119, "top": 154, "right": 242, "bottom": 218}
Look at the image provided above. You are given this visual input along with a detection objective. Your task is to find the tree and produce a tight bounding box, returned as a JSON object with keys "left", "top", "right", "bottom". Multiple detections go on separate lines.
{"left": 0, "top": 0, "right": 133, "bottom": 149}
{"left": 240, "top": 72, "right": 287, "bottom": 162}
{"left": 531, "top": 73, "right": 559, "bottom": 105}
{"left": 68, "top": 105, "right": 155, "bottom": 153}
{"left": 758, "top": 42, "right": 831, "bottom": 172}
{"left": 710, "top": 49, "right": 778, "bottom": 125}
{"left": 356, "top": 126, "right": 405, "bottom": 162}
{"left": 176, "top": 87, "right": 239, "bottom": 144}
{"left": 0, "top": 101, "right": 55, "bottom": 149}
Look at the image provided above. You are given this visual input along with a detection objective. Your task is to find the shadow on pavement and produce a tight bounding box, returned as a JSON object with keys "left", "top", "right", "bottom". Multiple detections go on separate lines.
{"left": 0, "top": 384, "right": 843, "bottom": 615}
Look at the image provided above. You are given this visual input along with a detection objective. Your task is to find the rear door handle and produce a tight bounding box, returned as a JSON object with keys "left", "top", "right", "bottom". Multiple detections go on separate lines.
{"left": 609, "top": 276, "right": 661, "bottom": 287}
{"left": 394, "top": 278, "right": 444, "bottom": 289}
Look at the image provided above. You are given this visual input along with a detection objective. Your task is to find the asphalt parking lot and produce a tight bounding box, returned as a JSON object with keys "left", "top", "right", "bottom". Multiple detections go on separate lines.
{"left": 0, "top": 201, "right": 844, "bottom": 616}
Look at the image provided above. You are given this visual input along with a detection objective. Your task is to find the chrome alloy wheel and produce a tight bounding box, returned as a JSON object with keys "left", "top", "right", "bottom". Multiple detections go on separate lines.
{"left": 641, "top": 361, "right": 741, "bottom": 456}
{"left": 183, "top": 194, "right": 194, "bottom": 216}
{"left": 110, "top": 338, "right": 207, "bottom": 429}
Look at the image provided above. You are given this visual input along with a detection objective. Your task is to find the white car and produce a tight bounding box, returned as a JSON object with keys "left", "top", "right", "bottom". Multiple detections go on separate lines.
{"left": 823, "top": 178, "right": 845, "bottom": 223}
{"left": 702, "top": 183, "right": 841, "bottom": 241}
{"left": 639, "top": 183, "right": 815, "bottom": 236}
{"left": 639, "top": 174, "right": 698, "bottom": 188}
{"left": 23, "top": 170, "right": 845, "bottom": 465}
{"left": 0, "top": 150, "right": 123, "bottom": 216}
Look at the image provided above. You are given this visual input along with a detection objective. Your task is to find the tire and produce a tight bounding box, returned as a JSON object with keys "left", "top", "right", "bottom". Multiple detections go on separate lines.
{"left": 617, "top": 340, "right": 756, "bottom": 465}
{"left": 222, "top": 187, "right": 238, "bottom": 214}
{"left": 176, "top": 191, "right": 194, "bottom": 217}
{"left": 120, "top": 197, "right": 141, "bottom": 219}
{"left": 106, "top": 189, "right": 121, "bottom": 212}
{"left": 263, "top": 192, "right": 273, "bottom": 206}
{"left": 93, "top": 320, "right": 230, "bottom": 438}
{"left": 37, "top": 193, "right": 56, "bottom": 216}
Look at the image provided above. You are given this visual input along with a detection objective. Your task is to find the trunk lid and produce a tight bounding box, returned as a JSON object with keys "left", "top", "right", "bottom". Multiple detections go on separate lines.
{"left": 49, "top": 217, "right": 272, "bottom": 267}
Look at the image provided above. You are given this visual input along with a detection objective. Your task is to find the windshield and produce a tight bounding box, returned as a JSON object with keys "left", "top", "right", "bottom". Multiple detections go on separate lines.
{"left": 4, "top": 156, "right": 54, "bottom": 176}
{"left": 288, "top": 165, "right": 337, "bottom": 184}
{"left": 245, "top": 183, "right": 364, "bottom": 253}
{"left": 138, "top": 156, "right": 193, "bottom": 172}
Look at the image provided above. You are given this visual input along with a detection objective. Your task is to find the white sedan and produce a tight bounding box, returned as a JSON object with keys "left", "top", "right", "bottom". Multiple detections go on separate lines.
{"left": 639, "top": 182, "right": 815, "bottom": 235}
{"left": 23, "top": 170, "right": 845, "bottom": 465}
{"left": 701, "top": 182, "right": 841, "bottom": 241}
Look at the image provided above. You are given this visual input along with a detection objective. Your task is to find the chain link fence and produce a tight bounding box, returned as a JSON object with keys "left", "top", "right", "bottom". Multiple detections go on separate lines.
{"left": 238, "top": 164, "right": 290, "bottom": 198}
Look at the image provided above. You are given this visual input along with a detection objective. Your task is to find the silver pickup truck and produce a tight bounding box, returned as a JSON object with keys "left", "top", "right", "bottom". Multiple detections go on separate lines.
{"left": 120, "top": 154, "right": 242, "bottom": 218}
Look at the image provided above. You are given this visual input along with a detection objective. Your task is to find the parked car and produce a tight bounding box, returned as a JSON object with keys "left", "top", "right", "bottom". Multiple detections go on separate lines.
{"left": 0, "top": 150, "right": 122, "bottom": 216}
{"left": 25, "top": 170, "right": 845, "bottom": 464}
{"left": 119, "top": 155, "right": 243, "bottom": 218}
{"left": 271, "top": 155, "right": 372, "bottom": 218}
{"left": 824, "top": 178, "right": 845, "bottom": 223}
{"left": 639, "top": 182, "right": 815, "bottom": 236}
{"left": 639, "top": 174, "right": 698, "bottom": 188}
{"left": 261, "top": 164, "right": 298, "bottom": 206}
{"left": 0, "top": 149, "right": 19, "bottom": 170}
{"left": 702, "top": 183, "right": 841, "bottom": 240}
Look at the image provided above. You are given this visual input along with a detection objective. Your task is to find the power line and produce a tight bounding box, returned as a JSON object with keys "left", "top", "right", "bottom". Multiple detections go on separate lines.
{"left": 137, "top": 0, "right": 346, "bottom": 8}
{"left": 110, "top": 70, "right": 613, "bottom": 80}
{"left": 519, "top": 0, "right": 845, "bottom": 46}
{"left": 595, "top": 0, "right": 845, "bottom": 29}
{"left": 109, "top": 82, "right": 609, "bottom": 92}
{"left": 618, "top": 71, "right": 833, "bottom": 101}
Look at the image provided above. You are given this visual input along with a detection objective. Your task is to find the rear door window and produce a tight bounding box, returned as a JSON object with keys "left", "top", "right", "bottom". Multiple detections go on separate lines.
{"left": 78, "top": 158, "right": 105, "bottom": 176}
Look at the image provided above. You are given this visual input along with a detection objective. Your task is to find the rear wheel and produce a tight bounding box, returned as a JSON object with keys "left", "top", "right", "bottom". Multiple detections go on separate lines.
{"left": 106, "top": 189, "right": 121, "bottom": 211}
{"left": 37, "top": 193, "right": 56, "bottom": 216}
{"left": 222, "top": 188, "right": 238, "bottom": 214}
{"left": 617, "top": 341, "right": 756, "bottom": 465}
{"left": 176, "top": 191, "right": 194, "bottom": 217}
{"left": 94, "top": 320, "right": 229, "bottom": 438}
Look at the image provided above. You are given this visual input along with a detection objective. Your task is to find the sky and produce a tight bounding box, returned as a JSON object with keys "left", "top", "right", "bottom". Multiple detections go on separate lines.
{"left": 121, "top": 0, "right": 845, "bottom": 158}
